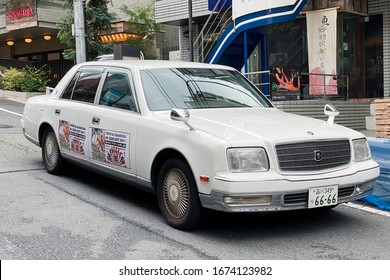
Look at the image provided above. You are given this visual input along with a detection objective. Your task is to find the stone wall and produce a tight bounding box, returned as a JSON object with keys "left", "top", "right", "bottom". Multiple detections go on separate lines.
{"left": 376, "top": 99, "right": 390, "bottom": 138}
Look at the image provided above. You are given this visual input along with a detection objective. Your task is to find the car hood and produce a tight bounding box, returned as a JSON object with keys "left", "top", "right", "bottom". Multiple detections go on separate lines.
{"left": 153, "top": 108, "right": 364, "bottom": 146}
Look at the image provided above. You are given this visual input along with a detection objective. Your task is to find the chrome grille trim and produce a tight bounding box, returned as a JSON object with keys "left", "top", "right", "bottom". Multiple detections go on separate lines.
{"left": 276, "top": 140, "right": 351, "bottom": 171}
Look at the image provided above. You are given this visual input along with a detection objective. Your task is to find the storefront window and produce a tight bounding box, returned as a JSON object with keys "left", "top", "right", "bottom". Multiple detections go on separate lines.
{"left": 365, "top": 14, "right": 384, "bottom": 98}
{"left": 262, "top": 12, "right": 368, "bottom": 100}
{"left": 265, "top": 19, "right": 308, "bottom": 100}
{"left": 338, "top": 12, "right": 366, "bottom": 99}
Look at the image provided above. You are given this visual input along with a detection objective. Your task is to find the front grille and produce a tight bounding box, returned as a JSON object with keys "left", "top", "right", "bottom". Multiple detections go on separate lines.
{"left": 276, "top": 140, "right": 351, "bottom": 172}
{"left": 283, "top": 186, "right": 356, "bottom": 205}
{"left": 338, "top": 186, "right": 355, "bottom": 198}
{"left": 284, "top": 192, "right": 308, "bottom": 205}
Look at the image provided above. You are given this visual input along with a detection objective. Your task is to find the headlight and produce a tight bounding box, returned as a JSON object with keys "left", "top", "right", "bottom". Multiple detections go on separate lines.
{"left": 353, "top": 139, "right": 371, "bottom": 162}
{"left": 227, "top": 148, "right": 269, "bottom": 172}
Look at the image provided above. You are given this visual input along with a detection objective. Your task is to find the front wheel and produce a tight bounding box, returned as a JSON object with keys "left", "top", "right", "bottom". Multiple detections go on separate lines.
{"left": 42, "top": 129, "right": 64, "bottom": 174}
{"left": 157, "top": 158, "right": 203, "bottom": 230}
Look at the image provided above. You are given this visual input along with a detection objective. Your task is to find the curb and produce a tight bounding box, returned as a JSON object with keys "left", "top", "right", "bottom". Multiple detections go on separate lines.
{"left": 0, "top": 90, "right": 44, "bottom": 104}
{"left": 347, "top": 202, "right": 390, "bottom": 218}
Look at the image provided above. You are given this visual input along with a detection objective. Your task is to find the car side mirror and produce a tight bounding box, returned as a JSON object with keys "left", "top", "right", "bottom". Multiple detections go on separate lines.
{"left": 324, "top": 103, "right": 339, "bottom": 125}
{"left": 171, "top": 108, "right": 195, "bottom": 130}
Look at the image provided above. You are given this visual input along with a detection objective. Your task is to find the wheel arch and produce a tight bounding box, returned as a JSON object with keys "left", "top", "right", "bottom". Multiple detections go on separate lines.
{"left": 150, "top": 148, "right": 195, "bottom": 192}
{"left": 38, "top": 122, "right": 55, "bottom": 147}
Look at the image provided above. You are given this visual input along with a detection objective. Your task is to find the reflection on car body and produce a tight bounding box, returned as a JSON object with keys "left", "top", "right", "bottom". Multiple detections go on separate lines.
{"left": 21, "top": 60, "right": 380, "bottom": 230}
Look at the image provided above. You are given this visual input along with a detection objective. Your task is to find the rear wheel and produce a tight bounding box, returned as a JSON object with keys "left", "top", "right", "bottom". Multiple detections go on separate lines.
{"left": 42, "top": 129, "right": 64, "bottom": 174}
{"left": 157, "top": 158, "right": 203, "bottom": 230}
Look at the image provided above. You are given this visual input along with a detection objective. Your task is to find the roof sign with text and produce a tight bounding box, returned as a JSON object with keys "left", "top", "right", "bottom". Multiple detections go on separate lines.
{"left": 6, "top": 1, "right": 37, "bottom": 27}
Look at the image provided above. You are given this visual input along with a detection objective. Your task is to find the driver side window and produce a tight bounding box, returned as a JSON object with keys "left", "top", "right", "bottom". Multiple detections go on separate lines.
{"left": 99, "top": 71, "right": 137, "bottom": 112}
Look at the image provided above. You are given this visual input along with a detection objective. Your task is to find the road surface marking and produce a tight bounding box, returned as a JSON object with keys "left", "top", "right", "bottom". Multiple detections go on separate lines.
{"left": 0, "top": 107, "right": 23, "bottom": 117}
{"left": 346, "top": 202, "right": 390, "bottom": 217}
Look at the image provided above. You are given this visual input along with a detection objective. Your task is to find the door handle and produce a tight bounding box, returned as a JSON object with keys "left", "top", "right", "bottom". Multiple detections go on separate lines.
{"left": 55, "top": 109, "right": 61, "bottom": 115}
{"left": 92, "top": 116, "right": 100, "bottom": 125}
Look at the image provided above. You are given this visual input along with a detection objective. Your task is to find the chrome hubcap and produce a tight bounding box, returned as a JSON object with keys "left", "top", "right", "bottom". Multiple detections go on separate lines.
{"left": 169, "top": 184, "right": 179, "bottom": 202}
{"left": 45, "top": 134, "right": 58, "bottom": 167}
{"left": 47, "top": 141, "right": 53, "bottom": 156}
{"left": 163, "top": 168, "right": 189, "bottom": 219}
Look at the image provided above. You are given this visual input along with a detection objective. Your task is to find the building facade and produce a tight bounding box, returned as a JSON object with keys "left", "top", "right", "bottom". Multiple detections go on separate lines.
{"left": 368, "top": 0, "right": 389, "bottom": 98}
{"left": 0, "top": 0, "right": 178, "bottom": 81}
{"left": 155, "top": 0, "right": 211, "bottom": 61}
{"left": 1, "top": 0, "right": 388, "bottom": 99}
{"left": 156, "top": 0, "right": 389, "bottom": 99}
{"left": 0, "top": 0, "right": 68, "bottom": 62}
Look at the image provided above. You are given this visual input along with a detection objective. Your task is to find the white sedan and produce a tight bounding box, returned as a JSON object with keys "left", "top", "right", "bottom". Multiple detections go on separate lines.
{"left": 22, "top": 60, "right": 380, "bottom": 229}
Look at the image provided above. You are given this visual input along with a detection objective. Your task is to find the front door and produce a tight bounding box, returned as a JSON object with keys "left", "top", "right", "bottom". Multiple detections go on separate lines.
{"left": 89, "top": 68, "right": 140, "bottom": 179}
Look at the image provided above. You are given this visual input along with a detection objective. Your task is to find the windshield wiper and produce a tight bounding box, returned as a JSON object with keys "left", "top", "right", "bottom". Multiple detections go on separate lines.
{"left": 201, "top": 92, "right": 250, "bottom": 107}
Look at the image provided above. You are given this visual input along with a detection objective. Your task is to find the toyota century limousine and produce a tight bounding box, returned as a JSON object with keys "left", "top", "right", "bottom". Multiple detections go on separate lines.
{"left": 21, "top": 60, "right": 380, "bottom": 229}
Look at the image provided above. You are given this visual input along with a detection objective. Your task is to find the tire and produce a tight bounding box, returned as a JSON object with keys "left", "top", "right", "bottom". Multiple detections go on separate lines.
{"left": 42, "top": 129, "right": 65, "bottom": 175}
{"left": 157, "top": 158, "right": 203, "bottom": 230}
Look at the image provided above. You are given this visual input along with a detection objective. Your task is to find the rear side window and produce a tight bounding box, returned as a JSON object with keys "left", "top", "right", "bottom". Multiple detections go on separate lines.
{"left": 61, "top": 72, "right": 79, "bottom": 100}
{"left": 60, "top": 68, "right": 103, "bottom": 103}
{"left": 72, "top": 70, "right": 103, "bottom": 103}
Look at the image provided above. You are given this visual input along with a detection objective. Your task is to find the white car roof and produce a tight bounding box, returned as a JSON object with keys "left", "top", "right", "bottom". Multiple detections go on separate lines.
{"left": 79, "top": 60, "right": 236, "bottom": 71}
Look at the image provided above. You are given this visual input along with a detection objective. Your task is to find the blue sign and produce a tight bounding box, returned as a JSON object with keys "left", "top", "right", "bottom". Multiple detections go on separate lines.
{"left": 208, "top": 0, "right": 232, "bottom": 11}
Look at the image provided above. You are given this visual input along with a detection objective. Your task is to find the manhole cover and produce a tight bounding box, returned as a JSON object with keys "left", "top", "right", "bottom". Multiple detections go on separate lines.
{"left": 0, "top": 124, "right": 13, "bottom": 128}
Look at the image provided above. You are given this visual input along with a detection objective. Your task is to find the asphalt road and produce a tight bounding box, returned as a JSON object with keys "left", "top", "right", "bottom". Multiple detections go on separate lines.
{"left": 1, "top": 98, "right": 390, "bottom": 260}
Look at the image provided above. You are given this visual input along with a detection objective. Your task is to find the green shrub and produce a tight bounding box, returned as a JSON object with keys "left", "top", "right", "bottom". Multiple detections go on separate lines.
{"left": 1, "top": 68, "right": 23, "bottom": 91}
{"left": 0, "top": 66, "right": 7, "bottom": 89}
{"left": 19, "top": 66, "right": 50, "bottom": 92}
{"left": 0, "top": 66, "right": 50, "bottom": 92}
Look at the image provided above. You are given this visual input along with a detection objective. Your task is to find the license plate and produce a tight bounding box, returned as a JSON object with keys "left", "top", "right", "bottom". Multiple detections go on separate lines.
{"left": 308, "top": 185, "right": 338, "bottom": 208}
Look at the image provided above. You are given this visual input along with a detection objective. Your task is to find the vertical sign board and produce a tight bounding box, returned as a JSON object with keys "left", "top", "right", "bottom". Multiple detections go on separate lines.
{"left": 232, "top": 0, "right": 297, "bottom": 20}
{"left": 306, "top": 8, "right": 338, "bottom": 95}
{"left": 5, "top": 0, "right": 37, "bottom": 30}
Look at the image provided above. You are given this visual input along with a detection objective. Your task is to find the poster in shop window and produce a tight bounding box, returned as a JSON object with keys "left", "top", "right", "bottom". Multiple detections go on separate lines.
{"left": 306, "top": 8, "right": 338, "bottom": 95}
{"left": 271, "top": 67, "right": 301, "bottom": 100}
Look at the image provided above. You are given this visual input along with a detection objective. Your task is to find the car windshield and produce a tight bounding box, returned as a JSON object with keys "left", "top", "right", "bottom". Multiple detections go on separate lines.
{"left": 140, "top": 68, "right": 272, "bottom": 111}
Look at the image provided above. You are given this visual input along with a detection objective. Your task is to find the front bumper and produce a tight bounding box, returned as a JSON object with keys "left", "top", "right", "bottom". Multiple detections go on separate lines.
{"left": 199, "top": 162, "right": 380, "bottom": 212}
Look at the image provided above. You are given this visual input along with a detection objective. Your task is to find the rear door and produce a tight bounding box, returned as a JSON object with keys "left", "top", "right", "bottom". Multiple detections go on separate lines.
{"left": 54, "top": 67, "right": 103, "bottom": 159}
